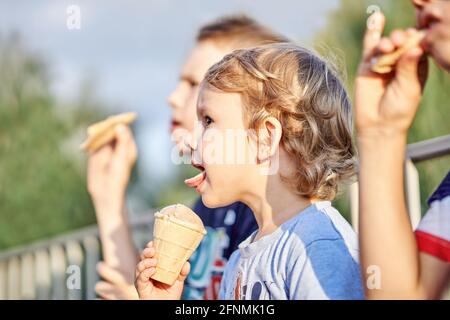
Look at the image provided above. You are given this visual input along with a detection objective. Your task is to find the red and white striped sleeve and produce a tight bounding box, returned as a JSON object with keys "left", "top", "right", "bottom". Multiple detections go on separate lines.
{"left": 415, "top": 171, "right": 450, "bottom": 263}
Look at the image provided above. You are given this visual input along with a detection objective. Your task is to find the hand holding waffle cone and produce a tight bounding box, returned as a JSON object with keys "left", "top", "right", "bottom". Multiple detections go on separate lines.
{"left": 135, "top": 204, "right": 206, "bottom": 299}
{"left": 371, "top": 29, "right": 426, "bottom": 74}
{"left": 80, "top": 112, "right": 137, "bottom": 153}
{"left": 356, "top": 11, "right": 428, "bottom": 137}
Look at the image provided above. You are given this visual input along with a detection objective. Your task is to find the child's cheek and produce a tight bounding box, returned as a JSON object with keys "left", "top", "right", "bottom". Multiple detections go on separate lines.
{"left": 225, "top": 165, "right": 244, "bottom": 197}
{"left": 201, "top": 129, "right": 221, "bottom": 164}
{"left": 209, "top": 165, "right": 234, "bottom": 196}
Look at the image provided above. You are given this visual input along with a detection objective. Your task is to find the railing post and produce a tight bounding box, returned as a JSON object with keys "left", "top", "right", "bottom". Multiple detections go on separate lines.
{"left": 66, "top": 241, "right": 84, "bottom": 300}
{"left": 83, "top": 236, "right": 100, "bottom": 300}
{"left": 20, "top": 253, "right": 35, "bottom": 299}
{"left": 35, "top": 249, "right": 51, "bottom": 299}
{"left": 7, "top": 256, "right": 20, "bottom": 299}
{"left": 0, "top": 261, "right": 7, "bottom": 299}
{"left": 49, "top": 245, "right": 67, "bottom": 300}
{"left": 404, "top": 159, "right": 422, "bottom": 229}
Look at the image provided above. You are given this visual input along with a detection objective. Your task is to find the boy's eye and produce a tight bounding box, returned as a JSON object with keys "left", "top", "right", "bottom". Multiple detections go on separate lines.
{"left": 203, "top": 116, "right": 213, "bottom": 127}
{"left": 187, "top": 79, "right": 198, "bottom": 88}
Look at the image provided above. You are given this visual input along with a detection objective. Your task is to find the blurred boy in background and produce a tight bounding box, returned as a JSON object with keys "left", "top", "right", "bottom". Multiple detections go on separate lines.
{"left": 135, "top": 43, "right": 364, "bottom": 300}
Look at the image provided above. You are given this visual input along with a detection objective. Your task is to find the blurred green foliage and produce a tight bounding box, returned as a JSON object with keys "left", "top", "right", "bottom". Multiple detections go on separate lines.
{"left": 319, "top": 0, "right": 450, "bottom": 219}
{"left": 0, "top": 33, "right": 105, "bottom": 249}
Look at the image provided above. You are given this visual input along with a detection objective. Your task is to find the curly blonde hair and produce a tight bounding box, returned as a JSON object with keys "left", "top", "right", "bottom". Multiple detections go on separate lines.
{"left": 203, "top": 43, "right": 355, "bottom": 201}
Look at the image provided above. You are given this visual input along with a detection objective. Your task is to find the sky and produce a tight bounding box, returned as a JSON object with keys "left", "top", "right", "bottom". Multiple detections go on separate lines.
{"left": 0, "top": 0, "right": 340, "bottom": 185}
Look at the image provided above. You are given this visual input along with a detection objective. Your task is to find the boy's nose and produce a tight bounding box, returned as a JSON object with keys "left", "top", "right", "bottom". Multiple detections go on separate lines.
{"left": 167, "top": 91, "right": 181, "bottom": 110}
{"left": 186, "top": 121, "right": 204, "bottom": 151}
{"left": 167, "top": 83, "right": 186, "bottom": 110}
{"left": 187, "top": 122, "right": 205, "bottom": 166}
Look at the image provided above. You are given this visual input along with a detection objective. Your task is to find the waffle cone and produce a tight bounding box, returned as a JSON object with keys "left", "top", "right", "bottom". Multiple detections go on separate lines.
{"left": 371, "top": 30, "right": 426, "bottom": 74}
{"left": 80, "top": 112, "right": 137, "bottom": 153}
{"left": 151, "top": 204, "right": 206, "bottom": 285}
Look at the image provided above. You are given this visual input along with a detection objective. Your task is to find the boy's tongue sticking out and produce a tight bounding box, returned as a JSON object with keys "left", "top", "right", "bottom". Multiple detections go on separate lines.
{"left": 184, "top": 164, "right": 206, "bottom": 191}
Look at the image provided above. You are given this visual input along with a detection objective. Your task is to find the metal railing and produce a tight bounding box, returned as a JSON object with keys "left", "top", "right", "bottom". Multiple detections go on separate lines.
{"left": 0, "top": 213, "right": 154, "bottom": 300}
{"left": 350, "top": 134, "right": 450, "bottom": 230}
{"left": 0, "top": 134, "right": 449, "bottom": 300}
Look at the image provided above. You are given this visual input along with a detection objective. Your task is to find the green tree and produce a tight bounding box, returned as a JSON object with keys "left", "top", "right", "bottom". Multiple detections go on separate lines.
{"left": 0, "top": 33, "right": 105, "bottom": 249}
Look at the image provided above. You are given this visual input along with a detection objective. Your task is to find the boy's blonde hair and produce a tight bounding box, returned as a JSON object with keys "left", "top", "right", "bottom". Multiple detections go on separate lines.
{"left": 203, "top": 43, "right": 355, "bottom": 201}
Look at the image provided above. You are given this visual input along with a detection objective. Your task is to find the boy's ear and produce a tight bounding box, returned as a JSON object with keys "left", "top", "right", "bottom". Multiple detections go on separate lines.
{"left": 257, "top": 117, "right": 282, "bottom": 163}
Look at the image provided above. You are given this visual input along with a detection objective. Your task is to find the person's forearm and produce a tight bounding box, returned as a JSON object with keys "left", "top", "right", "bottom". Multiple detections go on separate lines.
{"left": 358, "top": 132, "right": 425, "bottom": 299}
{"left": 93, "top": 197, "right": 139, "bottom": 284}
{"left": 419, "top": 253, "right": 450, "bottom": 299}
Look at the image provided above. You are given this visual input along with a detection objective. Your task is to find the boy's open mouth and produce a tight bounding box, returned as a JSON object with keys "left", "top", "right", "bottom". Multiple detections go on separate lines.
{"left": 185, "top": 163, "right": 206, "bottom": 191}
{"left": 170, "top": 119, "right": 182, "bottom": 133}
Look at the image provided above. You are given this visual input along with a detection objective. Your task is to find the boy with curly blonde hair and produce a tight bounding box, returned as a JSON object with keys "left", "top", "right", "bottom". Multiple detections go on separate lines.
{"left": 135, "top": 43, "right": 364, "bottom": 300}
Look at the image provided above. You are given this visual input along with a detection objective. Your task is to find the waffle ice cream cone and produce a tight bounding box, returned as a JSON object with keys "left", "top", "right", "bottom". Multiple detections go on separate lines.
{"left": 371, "top": 30, "right": 426, "bottom": 74}
{"left": 151, "top": 204, "right": 206, "bottom": 285}
{"left": 80, "top": 112, "right": 137, "bottom": 153}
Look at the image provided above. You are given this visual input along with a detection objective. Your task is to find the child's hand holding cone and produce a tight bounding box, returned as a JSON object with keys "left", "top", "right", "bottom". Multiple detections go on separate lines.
{"left": 135, "top": 240, "right": 191, "bottom": 300}
{"left": 134, "top": 204, "right": 206, "bottom": 300}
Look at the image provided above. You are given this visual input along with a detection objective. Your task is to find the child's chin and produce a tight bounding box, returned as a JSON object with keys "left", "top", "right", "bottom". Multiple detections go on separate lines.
{"left": 201, "top": 193, "right": 231, "bottom": 209}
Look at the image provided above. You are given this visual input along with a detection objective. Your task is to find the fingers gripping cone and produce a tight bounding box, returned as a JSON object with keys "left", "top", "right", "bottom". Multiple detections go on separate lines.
{"left": 371, "top": 30, "right": 426, "bottom": 74}
{"left": 151, "top": 204, "right": 207, "bottom": 285}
